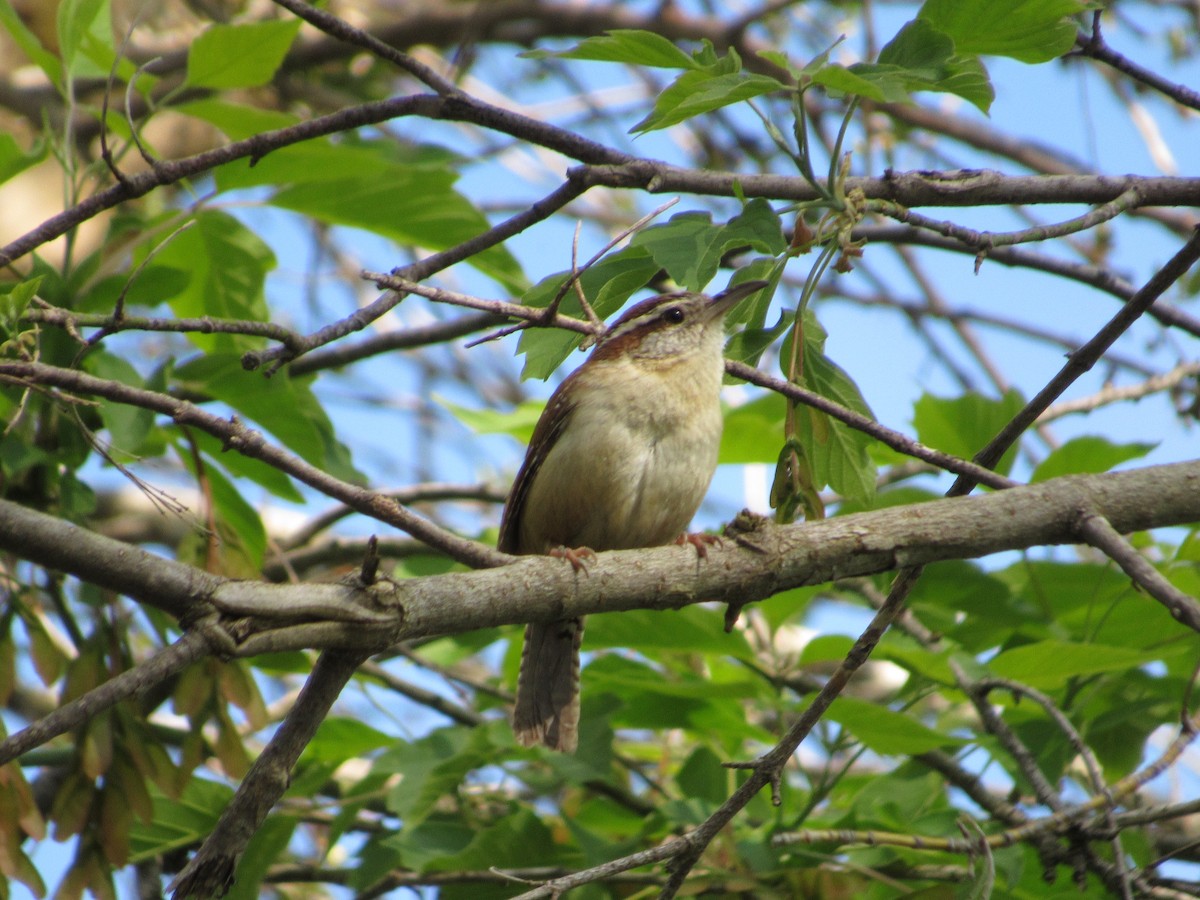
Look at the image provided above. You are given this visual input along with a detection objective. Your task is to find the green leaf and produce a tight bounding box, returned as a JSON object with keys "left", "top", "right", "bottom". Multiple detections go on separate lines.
{"left": 84, "top": 352, "right": 161, "bottom": 458}
{"left": 129, "top": 779, "right": 232, "bottom": 861}
{"left": 810, "top": 64, "right": 894, "bottom": 103}
{"left": 176, "top": 458, "right": 266, "bottom": 575}
{"left": 303, "top": 717, "right": 392, "bottom": 765}
{"left": 516, "top": 246, "right": 661, "bottom": 380}
{"left": 145, "top": 210, "right": 273, "bottom": 355}
{"left": 677, "top": 745, "right": 728, "bottom": 806}
{"left": 919, "top": 0, "right": 1086, "bottom": 64}
{"left": 584, "top": 654, "right": 758, "bottom": 702}
{"left": 175, "top": 98, "right": 300, "bottom": 141}
{"left": 912, "top": 389, "right": 1025, "bottom": 477}
{"left": 855, "top": 19, "right": 995, "bottom": 112}
{"left": 57, "top": 0, "right": 113, "bottom": 79}
{"left": 189, "top": 430, "right": 304, "bottom": 504}
{"left": 215, "top": 139, "right": 524, "bottom": 291}
{"left": 585, "top": 605, "right": 754, "bottom": 658}
{"left": 0, "top": 0, "right": 61, "bottom": 85}
{"left": 788, "top": 311, "right": 876, "bottom": 503}
{"left": 225, "top": 815, "right": 296, "bottom": 900}
{"left": 631, "top": 201, "right": 785, "bottom": 292}
{"left": 79, "top": 264, "right": 191, "bottom": 315}
{"left": 524, "top": 29, "right": 700, "bottom": 70}
{"left": 185, "top": 19, "right": 302, "bottom": 89}
{"left": 172, "top": 354, "right": 363, "bottom": 485}
{"left": 827, "top": 696, "right": 963, "bottom": 754}
{"left": 0, "top": 133, "right": 47, "bottom": 187}
{"left": 630, "top": 212, "right": 724, "bottom": 291}
{"left": 408, "top": 810, "right": 559, "bottom": 873}
{"left": 988, "top": 640, "right": 1181, "bottom": 690}
{"left": 440, "top": 396, "right": 545, "bottom": 444}
{"left": 379, "top": 726, "right": 495, "bottom": 829}
{"left": 1031, "top": 436, "right": 1155, "bottom": 483}
{"left": 720, "top": 392, "right": 786, "bottom": 464}
{"left": 0, "top": 275, "right": 43, "bottom": 322}
{"left": 633, "top": 69, "right": 787, "bottom": 133}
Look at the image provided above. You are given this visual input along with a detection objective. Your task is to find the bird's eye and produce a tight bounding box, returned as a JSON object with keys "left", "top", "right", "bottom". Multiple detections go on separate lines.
{"left": 662, "top": 307, "right": 685, "bottom": 324}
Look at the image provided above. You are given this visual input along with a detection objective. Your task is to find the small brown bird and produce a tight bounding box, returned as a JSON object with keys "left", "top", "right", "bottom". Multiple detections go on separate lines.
{"left": 500, "top": 279, "right": 767, "bottom": 751}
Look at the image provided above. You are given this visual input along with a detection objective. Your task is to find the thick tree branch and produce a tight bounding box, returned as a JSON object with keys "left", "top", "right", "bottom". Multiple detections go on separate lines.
{"left": 2, "top": 461, "right": 1198, "bottom": 654}
{"left": 169, "top": 649, "right": 366, "bottom": 899}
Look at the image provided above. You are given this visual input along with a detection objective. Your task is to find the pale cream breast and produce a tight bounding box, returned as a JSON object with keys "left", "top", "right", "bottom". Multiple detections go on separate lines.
{"left": 518, "top": 345, "right": 725, "bottom": 552}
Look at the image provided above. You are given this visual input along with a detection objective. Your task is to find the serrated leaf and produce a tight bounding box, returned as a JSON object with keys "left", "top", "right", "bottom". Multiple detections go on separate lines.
{"left": 185, "top": 19, "right": 301, "bottom": 89}
{"left": 525, "top": 29, "right": 699, "bottom": 70}
{"left": 919, "top": 0, "right": 1086, "bottom": 63}
{"left": 380, "top": 726, "right": 493, "bottom": 830}
{"left": 146, "top": 210, "right": 273, "bottom": 355}
{"left": 216, "top": 139, "right": 524, "bottom": 292}
{"left": 857, "top": 19, "right": 995, "bottom": 112}
{"left": 631, "top": 201, "right": 785, "bottom": 292}
{"left": 630, "top": 212, "right": 725, "bottom": 290}
{"left": 173, "top": 354, "right": 362, "bottom": 485}
{"left": 787, "top": 311, "right": 876, "bottom": 504}
{"left": 633, "top": 69, "right": 787, "bottom": 133}
{"left": 516, "top": 246, "right": 661, "bottom": 380}
{"left": 912, "top": 389, "right": 1025, "bottom": 477}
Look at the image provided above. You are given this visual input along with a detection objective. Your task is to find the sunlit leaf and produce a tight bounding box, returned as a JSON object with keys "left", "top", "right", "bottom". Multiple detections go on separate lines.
{"left": 185, "top": 19, "right": 301, "bottom": 89}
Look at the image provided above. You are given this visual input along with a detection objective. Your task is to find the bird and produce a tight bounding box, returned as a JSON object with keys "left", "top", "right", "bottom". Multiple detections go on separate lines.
{"left": 499, "top": 278, "right": 768, "bottom": 751}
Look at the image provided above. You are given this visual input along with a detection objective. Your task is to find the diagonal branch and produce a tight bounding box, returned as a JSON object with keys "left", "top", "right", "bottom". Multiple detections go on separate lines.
{"left": 168, "top": 649, "right": 366, "bottom": 899}
{"left": 0, "top": 627, "right": 220, "bottom": 766}
{"left": 1077, "top": 511, "right": 1200, "bottom": 633}
{"left": 0, "top": 362, "right": 506, "bottom": 569}
{"left": 964, "top": 226, "right": 1200, "bottom": 478}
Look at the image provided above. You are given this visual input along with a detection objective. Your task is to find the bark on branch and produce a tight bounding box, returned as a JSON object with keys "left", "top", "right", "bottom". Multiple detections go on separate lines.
{"left": 1, "top": 459, "right": 1197, "bottom": 656}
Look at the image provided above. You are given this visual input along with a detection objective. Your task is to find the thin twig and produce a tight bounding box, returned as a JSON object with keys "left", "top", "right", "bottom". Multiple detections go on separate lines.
{"left": 0, "top": 628, "right": 220, "bottom": 766}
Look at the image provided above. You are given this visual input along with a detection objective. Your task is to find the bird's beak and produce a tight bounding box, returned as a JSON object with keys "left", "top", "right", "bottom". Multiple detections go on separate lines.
{"left": 707, "top": 279, "right": 769, "bottom": 319}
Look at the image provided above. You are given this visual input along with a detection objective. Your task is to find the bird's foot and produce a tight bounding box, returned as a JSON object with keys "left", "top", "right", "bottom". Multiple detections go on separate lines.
{"left": 549, "top": 545, "right": 596, "bottom": 573}
{"left": 676, "top": 531, "right": 722, "bottom": 559}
